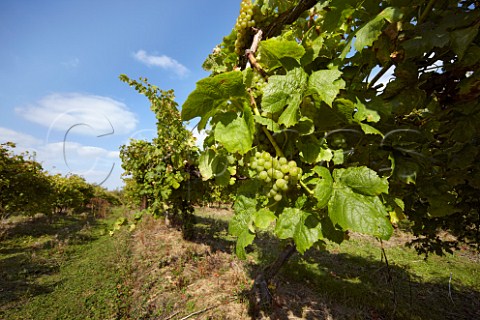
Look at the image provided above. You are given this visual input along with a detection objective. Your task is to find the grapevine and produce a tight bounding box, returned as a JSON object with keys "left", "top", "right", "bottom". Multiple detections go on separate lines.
{"left": 120, "top": 0, "right": 479, "bottom": 312}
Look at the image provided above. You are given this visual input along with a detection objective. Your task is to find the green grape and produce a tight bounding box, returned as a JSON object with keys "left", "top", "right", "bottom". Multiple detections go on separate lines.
{"left": 267, "top": 167, "right": 275, "bottom": 178}
{"left": 262, "top": 152, "right": 271, "bottom": 161}
{"left": 255, "top": 151, "right": 262, "bottom": 158}
{"left": 258, "top": 170, "right": 268, "bottom": 180}
{"left": 289, "top": 167, "right": 299, "bottom": 177}
{"left": 276, "top": 178, "right": 288, "bottom": 191}
{"left": 257, "top": 165, "right": 264, "bottom": 172}
{"left": 288, "top": 160, "right": 297, "bottom": 168}
{"left": 280, "top": 164, "right": 290, "bottom": 174}
{"left": 274, "top": 170, "right": 284, "bottom": 180}
{"left": 250, "top": 160, "right": 258, "bottom": 170}
{"left": 272, "top": 183, "right": 279, "bottom": 191}
{"left": 257, "top": 158, "right": 265, "bottom": 166}
{"left": 279, "top": 157, "right": 288, "bottom": 165}
{"left": 272, "top": 158, "right": 279, "bottom": 169}
{"left": 265, "top": 176, "right": 272, "bottom": 183}
{"left": 274, "top": 194, "right": 282, "bottom": 202}
{"left": 264, "top": 160, "right": 272, "bottom": 170}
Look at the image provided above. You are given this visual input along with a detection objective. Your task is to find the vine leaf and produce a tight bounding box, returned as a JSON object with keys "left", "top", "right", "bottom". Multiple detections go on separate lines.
{"left": 214, "top": 107, "right": 254, "bottom": 155}
{"left": 253, "top": 208, "right": 277, "bottom": 229}
{"left": 299, "top": 136, "right": 332, "bottom": 164}
{"left": 254, "top": 114, "right": 281, "bottom": 132}
{"left": 360, "top": 123, "right": 383, "bottom": 136}
{"left": 312, "top": 166, "right": 333, "bottom": 209}
{"left": 198, "top": 149, "right": 216, "bottom": 181}
{"left": 328, "top": 167, "right": 392, "bottom": 240}
{"left": 198, "top": 149, "right": 230, "bottom": 185}
{"left": 258, "top": 37, "right": 306, "bottom": 71}
{"left": 450, "top": 26, "right": 479, "bottom": 60}
{"left": 229, "top": 195, "right": 257, "bottom": 259}
{"left": 181, "top": 71, "right": 247, "bottom": 129}
{"left": 275, "top": 208, "right": 322, "bottom": 254}
{"left": 262, "top": 68, "right": 308, "bottom": 127}
{"left": 334, "top": 166, "right": 389, "bottom": 196}
{"left": 355, "top": 7, "right": 403, "bottom": 52}
{"left": 308, "top": 67, "right": 346, "bottom": 107}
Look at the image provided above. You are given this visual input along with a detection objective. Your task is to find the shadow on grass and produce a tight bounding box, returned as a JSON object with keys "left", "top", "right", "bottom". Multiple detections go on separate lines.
{"left": 252, "top": 234, "right": 480, "bottom": 320}
{"left": 190, "top": 212, "right": 236, "bottom": 254}
{"left": 0, "top": 213, "right": 103, "bottom": 309}
{"left": 189, "top": 209, "right": 479, "bottom": 319}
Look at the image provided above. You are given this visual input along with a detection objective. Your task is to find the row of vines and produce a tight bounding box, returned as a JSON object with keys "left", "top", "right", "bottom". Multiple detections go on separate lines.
{"left": 0, "top": 142, "right": 118, "bottom": 220}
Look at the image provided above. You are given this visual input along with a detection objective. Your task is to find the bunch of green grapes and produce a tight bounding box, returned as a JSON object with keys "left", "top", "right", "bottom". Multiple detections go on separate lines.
{"left": 249, "top": 151, "right": 302, "bottom": 201}
{"left": 234, "top": 0, "right": 255, "bottom": 55}
{"left": 252, "top": 70, "right": 267, "bottom": 93}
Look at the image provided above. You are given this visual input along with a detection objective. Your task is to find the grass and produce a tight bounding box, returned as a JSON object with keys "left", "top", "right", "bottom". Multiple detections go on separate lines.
{"left": 279, "top": 235, "right": 479, "bottom": 319}
{"left": 0, "top": 208, "right": 132, "bottom": 320}
{"left": 193, "top": 207, "right": 479, "bottom": 319}
{"left": 1, "top": 206, "right": 478, "bottom": 319}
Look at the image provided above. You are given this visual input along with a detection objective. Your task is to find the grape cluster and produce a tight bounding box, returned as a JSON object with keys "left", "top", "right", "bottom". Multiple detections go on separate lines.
{"left": 249, "top": 151, "right": 302, "bottom": 201}
{"left": 253, "top": 70, "right": 267, "bottom": 93}
{"left": 234, "top": 0, "right": 255, "bottom": 55}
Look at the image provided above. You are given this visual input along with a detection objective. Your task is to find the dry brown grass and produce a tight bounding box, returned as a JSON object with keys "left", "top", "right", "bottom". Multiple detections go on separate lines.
{"left": 125, "top": 209, "right": 479, "bottom": 320}
{"left": 128, "top": 215, "right": 251, "bottom": 319}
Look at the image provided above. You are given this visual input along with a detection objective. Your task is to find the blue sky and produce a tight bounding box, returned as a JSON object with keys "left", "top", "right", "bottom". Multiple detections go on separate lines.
{"left": 0, "top": 0, "right": 240, "bottom": 190}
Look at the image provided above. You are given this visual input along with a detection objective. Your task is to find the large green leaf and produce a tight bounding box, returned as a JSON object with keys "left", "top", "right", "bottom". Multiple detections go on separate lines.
{"left": 450, "top": 26, "right": 479, "bottom": 60}
{"left": 214, "top": 108, "right": 254, "bottom": 155}
{"left": 334, "top": 166, "right": 389, "bottom": 196}
{"left": 229, "top": 195, "right": 256, "bottom": 236}
{"left": 198, "top": 149, "right": 216, "bottom": 181}
{"left": 312, "top": 166, "right": 333, "bottom": 209}
{"left": 229, "top": 195, "right": 257, "bottom": 259}
{"left": 258, "top": 37, "right": 306, "bottom": 71}
{"left": 236, "top": 230, "right": 255, "bottom": 260}
{"left": 253, "top": 208, "right": 277, "bottom": 230}
{"left": 328, "top": 185, "right": 393, "bottom": 240}
{"left": 181, "top": 71, "right": 247, "bottom": 129}
{"left": 275, "top": 208, "right": 322, "bottom": 254}
{"left": 254, "top": 114, "right": 280, "bottom": 132}
{"left": 308, "top": 68, "right": 346, "bottom": 107}
{"left": 299, "top": 136, "right": 332, "bottom": 164}
{"left": 198, "top": 149, "right": 231, "bottom": 184}
{"left": 261, "top": 68, "right": 308, "bottom": 127}
{"left": 355, "top": 7, "right": 403, "bottom": 52}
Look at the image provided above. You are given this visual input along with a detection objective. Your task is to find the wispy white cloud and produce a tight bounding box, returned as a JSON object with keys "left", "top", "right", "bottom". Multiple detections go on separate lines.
{"left": 0, "top": 127, "right": 42, "bottom": 146}
{"left": 15, "top": 93, "right": 138, "bottom": 136}
{"left": 133, "top": 50, "right": 189, "bottom": 77}
{"left": 61, "top": 57, "right": 80, "bottom": 68}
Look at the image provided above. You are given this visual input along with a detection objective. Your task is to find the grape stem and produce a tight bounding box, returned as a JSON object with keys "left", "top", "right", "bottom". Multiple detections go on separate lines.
{"left": 300, "top": 180, "right": 314, "bottom": 195}
{"left": 246, "top": 29, "right": 267, "bottom": 78}
{"left": 248, "top": 92, "right": 283, "bottom": 157}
